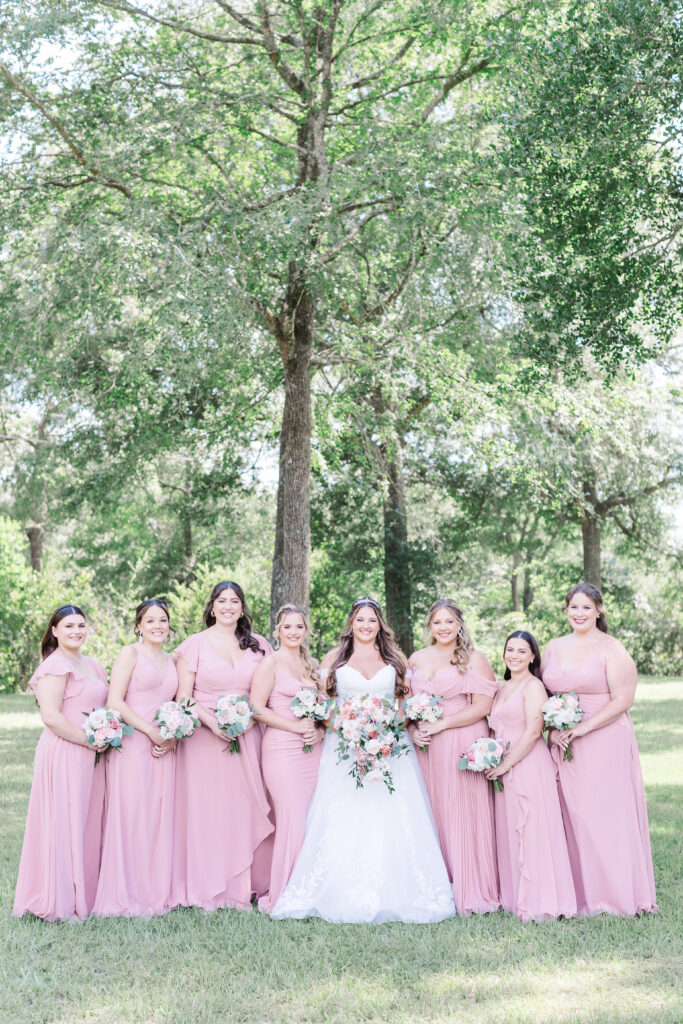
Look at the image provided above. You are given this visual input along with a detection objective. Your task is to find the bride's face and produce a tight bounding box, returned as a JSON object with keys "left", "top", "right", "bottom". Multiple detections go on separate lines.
{"left": 352, "top": 608, "right": 380, "bottom": 645}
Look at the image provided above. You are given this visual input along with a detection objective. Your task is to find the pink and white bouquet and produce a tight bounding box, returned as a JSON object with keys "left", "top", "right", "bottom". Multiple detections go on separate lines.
{"left": 154, "top": 699, "right": 201, "bottom": 741}
{"left": 211, "top": 693, "right": 252, "bottom": 754}
{"left": 335, "top": 693, "right": 407, "bottom": 793}
{"left": 403, "top": 693, "right": 444, "bottom": 751}
{"left": 81, "top": 707, "right": 134, "bottom": 763}
{"left": 291, "top": 688, "right": 334, "bottom": 753}
{"left": 542, "top": 691, "right": 584, "bottom": 761}
{"left": 458, "top": 736, "right": 509, "bottom": 792}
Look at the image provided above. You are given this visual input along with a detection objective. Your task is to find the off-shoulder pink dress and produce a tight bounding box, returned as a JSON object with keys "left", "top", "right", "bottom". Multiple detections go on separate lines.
{"left": 93, "top": 649, "right": 178, "bottom": 917}
{"left": 170, "top": 632, "right": 274, "bottom": 911}
{"left": 543, "top": 641, "right": 657, "bottom": 916}
{"left": 411, "top": 663, "right": 499, "bottom": 914}
{"left": 489, "top": 679, "right": 576, "bottom": 921}
{"left": 13, "top": 651, "right": 108, "bottom": 920}
{"left": 258, "top": 670, "right": 322, "bottom": 913}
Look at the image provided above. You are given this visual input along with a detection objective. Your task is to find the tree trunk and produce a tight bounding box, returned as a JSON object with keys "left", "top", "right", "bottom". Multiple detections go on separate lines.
{"left": 511, "top": 550, "right": 521, "bottom": 612}
{"left": 25, "top": 524, "right": 43, "bottom": 572}
{"left": 383, "top": 447, "right": 413, "bottom": 656}
{"left": 581, "top": 476, "right": 602, "bottom": 589}
{"left": 522, "top": 566, "right": 534, "bottom": 613}
{"left": 182, "top": 516, "right": 194, "bottom": 583}
{"left": 581, "top": 514, "right": 602, "bottom": 589}
{"left": 270, "top": 285, "right": 313, "bottom": 628}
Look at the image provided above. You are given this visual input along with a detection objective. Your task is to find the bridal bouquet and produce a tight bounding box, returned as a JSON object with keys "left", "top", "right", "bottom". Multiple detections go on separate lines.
{"left": 212, "top": 694, "right": 252, "bottom": 754}
{"left": 154, "top": 699, "right": 201, "bottom": 741}
{"left": 458, "top": 736, "right": 509, "bottom": 792}
{"left": 81, "top": 707, "right": 134, "bottom": 763}
{"left": 542, "top": 691, "right": 584, "bottom": 761}
{"left": 291, "top": 688, "right": 334, "bottom": 753}
{"left": 403, "top": 693, "right": 444, "bottom": 751}
{"left": 335, "top": 694, "right": 407, "bottom": 793}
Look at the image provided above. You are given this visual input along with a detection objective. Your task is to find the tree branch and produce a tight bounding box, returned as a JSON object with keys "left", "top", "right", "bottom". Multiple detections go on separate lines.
{"left": 420, "top": 56, "right": 492, "bottom": 122}
{"left": 94, "top": 0, "right": 262, "bottom": 44}
{"left": 344, "top": 37, "right": 415, "bottom": 90}
{"left": 259, "top": 3, "right": 307, "bottom": 95}
{"left": 0, "top": 61, "right": 133, "bottom": 199}
{"left": 319, "top": 206, "right": 395, "bottom": 263}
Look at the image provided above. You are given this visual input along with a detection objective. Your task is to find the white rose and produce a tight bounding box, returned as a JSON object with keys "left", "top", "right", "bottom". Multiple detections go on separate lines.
{"left": 365, "top": 738, "right": 381, "bottom": 755}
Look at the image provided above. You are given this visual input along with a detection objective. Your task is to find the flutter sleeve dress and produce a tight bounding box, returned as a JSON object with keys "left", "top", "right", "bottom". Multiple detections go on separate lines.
{"left": 542, "top": 641, "right": 656, "bottom": 916}
{"left": 170, "top": 632, "right": 274, "bottom": 911}
{"left": 13, "top": 651, "right": 108, "bottom": 921}
{"left": 411, "top": 661, "right": 499, "bottom": 915}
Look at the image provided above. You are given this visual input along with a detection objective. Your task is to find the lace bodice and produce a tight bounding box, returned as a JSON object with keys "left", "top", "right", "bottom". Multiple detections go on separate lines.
{"left": 334, "top": 664, "right": 396, "bottom": 703}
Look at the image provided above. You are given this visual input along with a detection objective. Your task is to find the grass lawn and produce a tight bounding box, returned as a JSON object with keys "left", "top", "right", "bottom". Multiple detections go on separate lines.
{"left": 0, "top": 678, "right": 681, "bottom": 1024}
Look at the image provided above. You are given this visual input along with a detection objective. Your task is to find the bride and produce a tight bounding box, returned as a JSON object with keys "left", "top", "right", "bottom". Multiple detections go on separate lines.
{"left": 271, "top": 598, "right": 455, "bottom": 923}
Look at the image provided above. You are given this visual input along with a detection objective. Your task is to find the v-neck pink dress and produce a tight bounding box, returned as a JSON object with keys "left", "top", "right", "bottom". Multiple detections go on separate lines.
{"left": 13, "top": 651, "right": 108, "bottom": 921}
{"left": 258, "top": 669, "right": 322, "bottom": 913}
{"left": 93, "top": 648, "right": 178, "bottom": 917}
{"left": 489, "top": 679, "right": 576, "bottom": 921}
{"left": 543, "top": 640, "right": 656, "bottom": 916}
{"left": 170, "top": 631, "right": 274, "bottom": 911}
{"left": 411, "top": 662, "right": 499, "bottom": 915}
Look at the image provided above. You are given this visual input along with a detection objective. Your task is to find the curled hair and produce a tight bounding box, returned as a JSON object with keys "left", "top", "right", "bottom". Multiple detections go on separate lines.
{"left": 134, "top": 598, "right": 173, "bottom": 638}
{"left": 273, "top": 604, "right": 319, "bottom": 685}
{"left": 503, "top": 630, "right": 543, "bottom": 681}
{"left": 328, "top": 598, "right": 407, "bottom": 700}
{"left": 41, "top": 605, "right": 86, "bottom": 660}
{"left": 563, "top": 582, "right": 609, "bottom": 634}
{"left": 426, "top": 599, "right": 474, "bottom": 673}
{"left": 203, "top": 580, "right": 261, "bottom": 654}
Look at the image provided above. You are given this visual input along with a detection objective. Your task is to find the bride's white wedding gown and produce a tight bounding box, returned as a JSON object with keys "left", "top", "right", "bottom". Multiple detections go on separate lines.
{"left": 271, "top": 664, "right": 456, "bottom": 923}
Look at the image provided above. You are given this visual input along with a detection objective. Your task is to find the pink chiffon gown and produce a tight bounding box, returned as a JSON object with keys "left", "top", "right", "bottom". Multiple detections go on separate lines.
{"left": 489, "top": 680, "right": 576, "bottom": 921}
{"left": 13, "top": 651, "right": 108, "bottom": 921}
{"left": 93, "top": 649, "right": 178, "bottom": 917}
{"left": 543, "top": 641, "right": 657, "bottom": 916}
{"left": 258, "top": 671, "right": 322, "bottom": 913}
{"left": 411, "top": 663, "right": 499, "bottom": 914}
{"left": 170, "top": 632, "right": 274, "bottom": 911}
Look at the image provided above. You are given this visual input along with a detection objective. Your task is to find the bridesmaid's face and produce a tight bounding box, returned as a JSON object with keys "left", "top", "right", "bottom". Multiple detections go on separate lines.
{"left": 566, "top": 594, "right": 599, "bottom": 634}
{"left": 504, "top": 638, "right": 533, "bottom": 673}
{"left": 213, "top": 588, "right": 243, "bottom": 627}
{"left": 138, "top": 606, "right": 170, "bottom": 646}
{"left": 429, "top": 610, "right": 459, "bottom": 647}
{"left": 53, "top": 614, "right": 87, "bottom": 654}
{"left": 352, "top": 609, "right": 380, "bottom": 644}
{"left": 279, "top": 613, "right": 306, "bottom": 649}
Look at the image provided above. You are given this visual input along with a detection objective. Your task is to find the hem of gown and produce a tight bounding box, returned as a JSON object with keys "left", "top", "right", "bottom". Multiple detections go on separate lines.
{"left": 578, "top": 900, "right": 658, "bottom": 918}
{"left": 168, "top": 894, "right": 253, "bottom": 913}
{"left": 455, "top": 898, "right": 500, "bottom": 917}
{"left": 270, "top": 904, "right": 455, "bottom": 924}
{"left": 91, "top": 903, "right": 175, "bottom": 919}
{"left": 501, "top": 899, "right": 576, "bottom": 923}
{"left": 12, "top": 906, "right": 88, "bottom": 923}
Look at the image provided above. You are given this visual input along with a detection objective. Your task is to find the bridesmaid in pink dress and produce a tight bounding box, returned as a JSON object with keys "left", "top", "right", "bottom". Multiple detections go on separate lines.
{"left": 487, "top": 630, "right": 576, "bottom": 921}
{"left": 252, "top": 605, "right": 323, "bottom": 913}
{"left": 14, "top": 605, "right": 108, "bottom": 920}
{"left": 93, "top": 599, "right": 178, "bottom": 916}
{"left": 171, "top": 580, "right": 274, "bottom": 911}
{"left": 409, "top": 599, "right": 499, "bottom": 915}
{"left": 541, "top": 582, "right": 657, "bottom": 916}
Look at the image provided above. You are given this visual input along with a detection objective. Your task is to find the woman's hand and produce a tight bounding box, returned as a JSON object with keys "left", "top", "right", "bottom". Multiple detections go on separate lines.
{"left": 548, "top": 728, "right": 565, "bottom": 749}
{"left": 561, "top": 721, "right": 592, "bottom": 745}
{"left": 151, "top": 738, "right": 176, "bottom": 758}
{"left": 208, "top": 719, "right": 231, "bottom": 744}
{"left": 486, "top": 758, "right": 510, "bottom": 781}
{"left": 410, "top": 723, "right": 431, "bottom": 748}
{"left": 417, "top": 720, "right": 444, "bottom": 738}
{"left": 304, "top": 724, "right": 323, "bottom": 746}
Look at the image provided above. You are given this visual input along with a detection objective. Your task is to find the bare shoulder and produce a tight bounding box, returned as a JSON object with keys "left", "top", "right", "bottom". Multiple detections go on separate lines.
{"left": 602, "top": 635, "right": 635, "bottom": 668}
{"left": 524, "top": 676, "right": 549, "bottom": 704}
{"left": 468, "top": 649, "right": 495, "bottom": 680}
{"left": 114, "top": 644, "right": 138, "bottom": 668}
{"left": 408, "top": 646, "right": 430, "bottom": 668}
{"left": 320, "top": 647, "right": 341, "bottom": 669}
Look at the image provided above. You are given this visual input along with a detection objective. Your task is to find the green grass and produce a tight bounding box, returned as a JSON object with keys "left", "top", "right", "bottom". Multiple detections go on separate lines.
{"left": 1, "top": 679, "right": 681, "bottom": 1024}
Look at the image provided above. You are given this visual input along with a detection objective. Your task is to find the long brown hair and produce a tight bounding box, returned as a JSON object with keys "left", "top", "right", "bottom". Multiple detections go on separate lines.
{"left": 40, "top": 605, "right": 86, "bottom": 660}
{"left": 563, "top": 583, "right": 609, "bottom": 634}
{"left": 503, "top": 630, "right": 543, "bottom": 681}
{"left": 328, "top": 598, "right": 407, "bottom": 699}
{"left": 203, "top": 581, "right": 261, "bottom": 653}
{"left": 134, "top": 598, "right": 173, "bottom": 638}
{"left": 273, "top": 604, "right": 319, "bottom": 684}
{"left": 426, "top": 599, "right": 474, "bottom": 673}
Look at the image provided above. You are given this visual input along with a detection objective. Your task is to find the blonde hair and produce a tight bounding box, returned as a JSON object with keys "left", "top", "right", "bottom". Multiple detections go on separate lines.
{"left": 426, "top": 599, "right": 474, "bottom": 673}
{"left": 273, "top": 605, "right": 319, "bottom": 684}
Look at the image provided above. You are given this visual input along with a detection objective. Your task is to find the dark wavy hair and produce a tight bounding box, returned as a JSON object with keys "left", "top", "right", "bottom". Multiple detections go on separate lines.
{"left": 328, "top": 598, "right": 407, "bottom": 700}
{"left": 41, "top": 605, "right": 86, "bottom": 660}
{"left": 203, "top": 581, "right": 261, "bottom": 654}
{"left": 503, "top": 630, "right": 543, "bottom": 681}
{"left": 134, "top": 598, "right": 174, "bottom": 638}
{"left": 563, "top": 582, "right": 609, "bottom": 634}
